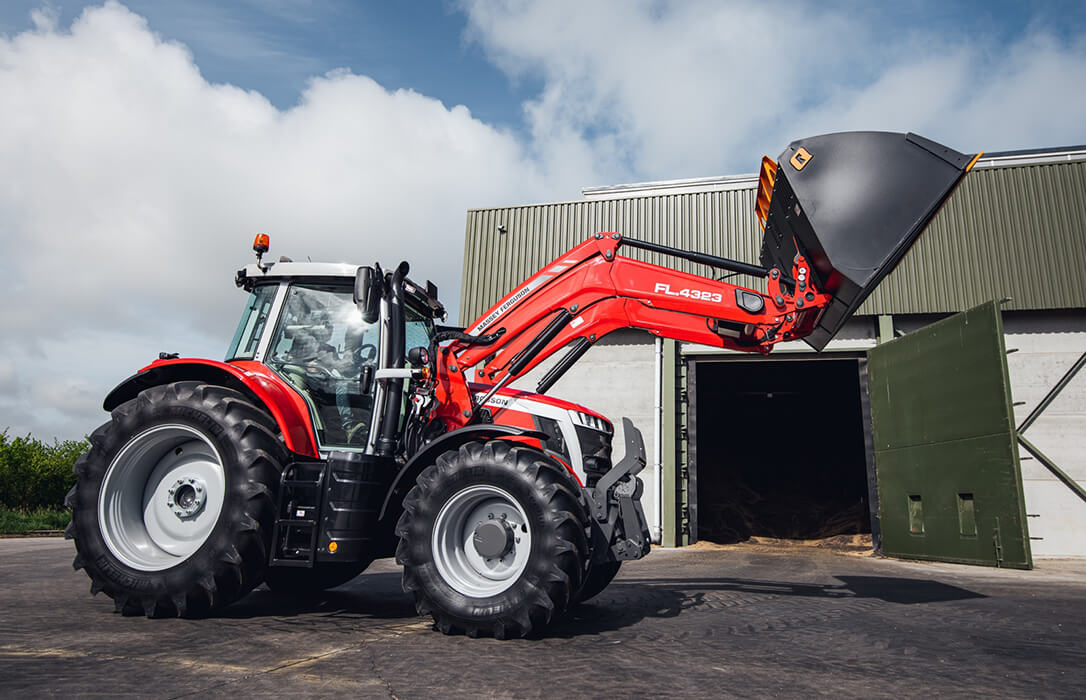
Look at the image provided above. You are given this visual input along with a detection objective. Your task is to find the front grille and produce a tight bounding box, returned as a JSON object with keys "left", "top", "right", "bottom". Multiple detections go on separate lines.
{"left": 576, "top": 425, "right": 613, "bottom": 487}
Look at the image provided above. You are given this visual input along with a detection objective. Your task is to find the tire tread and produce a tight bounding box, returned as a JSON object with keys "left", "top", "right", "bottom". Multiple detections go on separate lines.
{"left": 396, "top": 440, "right": 590, "bottom": 638}
{"left": 68, "top": 381, "right": 284, "bottom": 618}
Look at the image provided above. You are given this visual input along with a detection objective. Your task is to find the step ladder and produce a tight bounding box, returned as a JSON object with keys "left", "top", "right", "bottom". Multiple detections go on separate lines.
{"left": 270, "top": 462, "right": 327, "bottom": 567}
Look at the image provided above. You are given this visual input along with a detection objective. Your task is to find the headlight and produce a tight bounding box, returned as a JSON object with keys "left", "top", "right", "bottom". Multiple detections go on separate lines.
{"left": 568, "top": 410, "right": 612, "bottom": 434}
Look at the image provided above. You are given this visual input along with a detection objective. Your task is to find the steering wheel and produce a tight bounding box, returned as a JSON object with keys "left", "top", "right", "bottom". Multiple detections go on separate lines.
{"left": 358, "top": 344, "right": 378, "bottom": 363}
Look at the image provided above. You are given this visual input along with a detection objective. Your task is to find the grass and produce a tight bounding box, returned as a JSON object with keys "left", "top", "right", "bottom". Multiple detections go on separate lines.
{"left": 0, "top": 507, "right": 71, "bottom": 534}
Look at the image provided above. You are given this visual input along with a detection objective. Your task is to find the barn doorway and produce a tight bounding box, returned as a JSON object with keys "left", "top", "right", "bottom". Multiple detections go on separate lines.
{"left": 690, "top": 356, "right": 873, "bottom": 544}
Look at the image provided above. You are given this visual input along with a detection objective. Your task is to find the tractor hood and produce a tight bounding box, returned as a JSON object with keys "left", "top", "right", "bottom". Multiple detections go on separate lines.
{"left": 758, "top": 131, "right": 980, "bottom": 351}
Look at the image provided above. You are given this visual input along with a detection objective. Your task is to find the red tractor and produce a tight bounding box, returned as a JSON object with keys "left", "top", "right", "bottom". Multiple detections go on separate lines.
{"left": 67, "top": 132, "right": 980, "bottom": 637}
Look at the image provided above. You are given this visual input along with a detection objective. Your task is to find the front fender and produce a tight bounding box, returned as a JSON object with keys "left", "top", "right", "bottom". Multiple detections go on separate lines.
{"left": 377, "top": 424, "right": 549, "bottom": 524}
{"left": 103, "top": 358, "right": 320, "bottom": 458}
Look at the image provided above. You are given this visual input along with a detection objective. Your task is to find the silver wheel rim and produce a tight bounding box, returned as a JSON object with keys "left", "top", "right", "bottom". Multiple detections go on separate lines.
{"left": 431, "top": 485, "right": 533, "bottom": 597}
{"left": 98, "top": 424, "right": 227, "bottom": 572}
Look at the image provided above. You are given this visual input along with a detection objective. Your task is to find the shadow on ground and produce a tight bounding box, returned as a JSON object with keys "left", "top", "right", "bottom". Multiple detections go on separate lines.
{"left": 541, "top": 574, "right": 985, "bottom": 638}
{"left": 216, "top": 568, "right": 984, "bottom": 639}
{"left": 219, "top": 571, "right": 418, "bottom": 621}
{"left": 615, "top": 575, "right": 986, "bottom": 605}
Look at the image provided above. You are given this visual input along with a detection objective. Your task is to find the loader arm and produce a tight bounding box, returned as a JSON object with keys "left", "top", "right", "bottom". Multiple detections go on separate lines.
{"left": 431, "top": 233, "right": 823, "bottom": 426}
{"left": 433, "top": 131, "right": 979, "bottom": 428}
{"left": 457, "top": 234, "right": 817, "bottom": 372}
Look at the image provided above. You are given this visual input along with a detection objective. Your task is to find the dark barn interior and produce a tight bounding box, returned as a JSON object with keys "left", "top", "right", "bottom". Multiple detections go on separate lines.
{"left": 693, "top": 357, "right": 871, "bottom": 544}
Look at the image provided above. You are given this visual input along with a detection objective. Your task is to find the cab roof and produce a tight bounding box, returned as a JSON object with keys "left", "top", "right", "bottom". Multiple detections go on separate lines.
{"left": 236, "top": 261, "right": 446, "bottom": 319}
{"left": 238, "top": 261, "right": 358, "bottom": 282}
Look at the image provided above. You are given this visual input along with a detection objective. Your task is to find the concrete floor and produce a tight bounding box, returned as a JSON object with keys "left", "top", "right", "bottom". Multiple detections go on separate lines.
{"left": 2, "top": 538, "right": 1085, "bottom": 698}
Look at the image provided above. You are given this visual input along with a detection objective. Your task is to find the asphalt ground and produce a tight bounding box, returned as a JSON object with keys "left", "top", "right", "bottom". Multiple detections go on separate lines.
{"left": 2, "top": 538, "right": 1084, "bottom": 699}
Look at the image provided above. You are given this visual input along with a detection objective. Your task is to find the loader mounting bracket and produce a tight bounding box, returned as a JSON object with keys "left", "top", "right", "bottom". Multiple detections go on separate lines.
{"left": 585, "top": 418, "right": 652, "bottom": 563}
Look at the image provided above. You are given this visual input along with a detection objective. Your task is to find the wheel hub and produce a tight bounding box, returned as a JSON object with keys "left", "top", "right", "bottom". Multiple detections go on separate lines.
{"left": 167, "top": 477, "right": 207, "bottom": 519}
{"left": 431, "top": 485, "right": 533, "bottom": 597}
{"left": 98, "top": 424, "right": 227, "bottom": 571}
{"left": 473, "top": 518, "right": 514, "bottom": 559}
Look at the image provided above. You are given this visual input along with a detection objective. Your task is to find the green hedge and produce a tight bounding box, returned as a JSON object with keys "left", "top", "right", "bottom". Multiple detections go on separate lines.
{"left": 0, "top": 431, "right": 88, "bottom": 510}
{"left": 0, "top": 507, "right": 71, "bottom": 532}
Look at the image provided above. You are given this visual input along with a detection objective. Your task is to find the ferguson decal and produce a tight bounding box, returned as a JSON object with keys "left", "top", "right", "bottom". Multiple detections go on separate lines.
{"left": 474, "top": 392, "right": 512, "bottom": 408}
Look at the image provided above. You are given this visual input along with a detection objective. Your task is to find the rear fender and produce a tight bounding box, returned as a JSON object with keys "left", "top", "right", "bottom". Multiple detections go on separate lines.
{"left": 102, "top": 358, "right": 320, "bottom": 458}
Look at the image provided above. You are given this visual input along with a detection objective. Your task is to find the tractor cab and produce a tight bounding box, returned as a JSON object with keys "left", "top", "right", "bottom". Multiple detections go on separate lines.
{"left": 228, "top": 249, "right": 615, "bottom": 485}
{"left": 232, "top": 255, "right": 442, "bottom": 453}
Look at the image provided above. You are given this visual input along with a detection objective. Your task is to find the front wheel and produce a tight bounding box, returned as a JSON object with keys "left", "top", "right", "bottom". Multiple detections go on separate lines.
{"left": 66, "top": 381, "right": 284, "bottom": 617}
{"left": 576, "top": 561, "right": 621, "bottom": 603}
{"left": 395, "top": 441, "right": 589, "bottom": 638}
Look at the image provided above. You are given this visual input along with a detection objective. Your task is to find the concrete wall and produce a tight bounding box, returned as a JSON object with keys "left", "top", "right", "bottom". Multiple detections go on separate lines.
{"left": 1004, "top": 312, "right": 1086, "bottom": 558}
{"left": 510, "top": 329, "right": 660, "bottom": 541}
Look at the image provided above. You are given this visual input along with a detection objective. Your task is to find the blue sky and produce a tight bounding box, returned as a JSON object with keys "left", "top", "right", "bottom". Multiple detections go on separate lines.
{"left": 1, "top": 0, "right": 1084, "bottom": 439}
{"left": 3, "top": 1, "right": 1083, "bottom": 145}
{"left": 1, "top": 1, "right": 541, "bottom": 126}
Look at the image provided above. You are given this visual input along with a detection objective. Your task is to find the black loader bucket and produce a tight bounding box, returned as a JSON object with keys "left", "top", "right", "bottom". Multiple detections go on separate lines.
{"left": 758, "top": 131, "right": 980, "bottom": 350}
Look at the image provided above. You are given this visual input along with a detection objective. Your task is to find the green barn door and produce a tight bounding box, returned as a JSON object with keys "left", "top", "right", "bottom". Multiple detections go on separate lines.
{"left": 867, "top": 301, "right": 1032, "bottom": 569}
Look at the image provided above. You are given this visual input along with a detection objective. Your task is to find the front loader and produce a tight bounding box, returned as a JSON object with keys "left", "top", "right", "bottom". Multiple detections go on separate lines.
{"left": 67, "top": 131, "right": 980, "bottom": 637}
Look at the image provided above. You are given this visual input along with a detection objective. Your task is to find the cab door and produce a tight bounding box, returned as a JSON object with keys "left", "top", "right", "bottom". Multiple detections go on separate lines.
{"left": 867, "top": 300, "right": 1032, "bottom": 568}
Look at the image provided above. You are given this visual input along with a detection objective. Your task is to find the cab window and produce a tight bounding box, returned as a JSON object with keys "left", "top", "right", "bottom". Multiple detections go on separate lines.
{"left": 226, "top": 284, "right": 277, "bottom": 361}
{"left": 266, "top": 283, "right": 379, "bottom": 449}
{"left": 405, "top": 302, "right": 435, "bottom": 360}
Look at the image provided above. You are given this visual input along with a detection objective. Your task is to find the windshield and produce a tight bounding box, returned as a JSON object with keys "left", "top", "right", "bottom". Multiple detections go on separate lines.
{"left": 226, "top": 284, "right": 278, "bottom": 361}
{"left": 266, "top": 283, "right": 380, "bottom": 449}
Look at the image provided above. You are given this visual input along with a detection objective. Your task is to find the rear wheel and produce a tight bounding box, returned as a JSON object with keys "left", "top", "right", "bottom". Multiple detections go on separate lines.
{"left": 65, "top": 381, "right": 283, "bottom": 617}
{"left": 395, "top": 441, "right": 589, "bottom": 638}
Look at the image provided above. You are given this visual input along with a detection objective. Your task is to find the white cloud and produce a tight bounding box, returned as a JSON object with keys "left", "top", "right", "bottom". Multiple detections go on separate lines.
{"left": 0, "top": 358, "right": 15, "bottom": 395}
{"left": 461, "top": 0, "right": 1086, "bottom": 178}
{"left": 0, "top": 2, "right": 580, "bottom": 438}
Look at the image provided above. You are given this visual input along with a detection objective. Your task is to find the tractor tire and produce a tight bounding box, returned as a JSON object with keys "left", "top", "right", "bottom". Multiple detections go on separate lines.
{"left": 395, "top": 440, "right": 590, "bottom": 638}
{"left": 576, "top": 561, "right": 621, "bottom": 604}
{"left": 263, "top": 561, "right": 370, "bottom": 596}
{"left": 65, "top": 381, "right": 284, "bottom": 617}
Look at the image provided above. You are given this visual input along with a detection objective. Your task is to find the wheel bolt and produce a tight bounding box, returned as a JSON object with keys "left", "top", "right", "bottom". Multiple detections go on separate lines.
{"left": 488, "top": 513, "right": 494, "bottom": 519}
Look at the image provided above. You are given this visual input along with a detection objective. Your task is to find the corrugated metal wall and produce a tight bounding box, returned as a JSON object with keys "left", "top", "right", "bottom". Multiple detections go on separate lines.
{"left": 864, "top": 159, "right": 1086, "bottom": 315}
{"left": 460, "top": 159, "right": 1086, "bottom": 325}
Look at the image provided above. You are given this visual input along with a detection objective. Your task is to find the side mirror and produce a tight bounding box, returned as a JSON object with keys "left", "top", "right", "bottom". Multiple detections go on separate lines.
{"left": 359, "top": 365, "right": 375, "bottom": 396}
{"left": 354, "top": 266, "right": 381, "bottom": 324}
